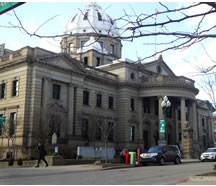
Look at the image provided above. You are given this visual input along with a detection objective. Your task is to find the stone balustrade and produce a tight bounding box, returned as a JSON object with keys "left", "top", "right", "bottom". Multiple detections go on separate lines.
{"left": 85, "top": 66, "right": 118, "bottom": 81}
{"left": 142, "top": 75, "right": 196, "bottom": 89}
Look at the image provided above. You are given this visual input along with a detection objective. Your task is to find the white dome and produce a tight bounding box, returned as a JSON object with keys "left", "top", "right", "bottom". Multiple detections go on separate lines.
{"left": 65, "top": 2, "right": 120, "bottom": 37}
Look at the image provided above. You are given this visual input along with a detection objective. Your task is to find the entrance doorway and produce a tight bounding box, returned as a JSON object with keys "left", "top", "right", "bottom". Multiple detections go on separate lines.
{"left": 143, "top": 130, "right": 149, "bottom": 150}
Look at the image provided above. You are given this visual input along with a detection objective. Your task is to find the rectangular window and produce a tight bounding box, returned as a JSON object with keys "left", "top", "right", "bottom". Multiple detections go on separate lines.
{"left": 179, "top": 132, "right": 181, "bottom": 141}
{"left": 0, "top": 83, "right": 6, "bottom": 99}
{"left": 69, "top": 43, "right": 74, "bottom": 52}
{"left": 9, "top": 112, "right": 16, "bottom": 136}
{"left": 96, "top": 94, "right": 102, "bottom": 108}
{"left": 96, "top": 57, "right": 101, "bottom": 66}
{"left": 81, "top": 41, "right": 86, "bottom": 48}
{"left": 98, "top": 41, "right": 103, "bottom": 49}
{"left": 178, "top": 110, "right": 181, "bottom": 120}
{"left": 110, "top": 44, "right": 114, "bottom": 55}
{"left": 82, "top": 119, "right": 88, "bottom": 139}
{"left": 131, "top": 98, "right": 135, "bottom": 111}
{"left": 84, "top": 57, "right": 88, "bottom": 65}
{"left": 95, "top": 123, "right": 101, "bottom": 140}
{"left": 108, "top": 96, "right": 114, "bottom": 109}
{"left": 12, "top": 80, "right": 18, "bottom": 97}
{"left": 202, "top": 118, "right": 205, "bottom": 128}
{"left": 52, "top": 84, "right": 61, "bottom": 100}
{"left": 83, "top": 90, "right": 89, "bottom": 105}
{"left": 130, "top": 126, "right": 135, "bottom": 141}
{"left": 108, "top": 122, "right": 114, "bottom": 141}
{"left": 143, "top": 98, "right": 150, "bottom": 114}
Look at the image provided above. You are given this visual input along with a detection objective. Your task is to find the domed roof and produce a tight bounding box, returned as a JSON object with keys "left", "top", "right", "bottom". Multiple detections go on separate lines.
{"left": 65, "top": 2, "right": 120, "bottom": 37}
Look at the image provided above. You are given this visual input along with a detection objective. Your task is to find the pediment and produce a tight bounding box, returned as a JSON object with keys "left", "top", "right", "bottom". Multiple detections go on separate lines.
{"left": 36, "top": 54, "right": 86, "bottom": 73}
{"left": 143, "top": 55, "right": 175, "bottom": 76}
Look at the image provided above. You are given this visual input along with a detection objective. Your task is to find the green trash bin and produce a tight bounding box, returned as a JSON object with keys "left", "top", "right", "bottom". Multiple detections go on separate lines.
{"left": 128, "top": 152, "right": 136, "bottom": 165}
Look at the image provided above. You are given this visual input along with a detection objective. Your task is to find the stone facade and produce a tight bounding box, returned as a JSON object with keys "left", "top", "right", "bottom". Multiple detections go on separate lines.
{"left": 0, "top": 3, "right": 215, "bottom": 159}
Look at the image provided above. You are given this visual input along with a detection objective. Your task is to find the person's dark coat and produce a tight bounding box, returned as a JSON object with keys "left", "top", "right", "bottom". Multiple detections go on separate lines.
{"left": 38, "top": 143, "right": 47, "bottom": 158}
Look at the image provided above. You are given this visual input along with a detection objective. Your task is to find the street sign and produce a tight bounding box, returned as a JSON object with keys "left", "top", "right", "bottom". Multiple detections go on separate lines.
{"left": 0, "top": 116, "right": 6, "bottom": 128}
{"left": 160, "top": 119, "right": 165, "bottom": 133}
{"left": 0, "top": 2, "right": 24, "bottom": 15}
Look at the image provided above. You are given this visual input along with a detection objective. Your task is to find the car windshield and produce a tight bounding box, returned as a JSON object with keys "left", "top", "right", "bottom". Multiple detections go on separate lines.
{"left": 206, "top": 148, "right": 216, "bottom": 152}
{"left": 148, "top": 146, "right": 163, "bottom": 153}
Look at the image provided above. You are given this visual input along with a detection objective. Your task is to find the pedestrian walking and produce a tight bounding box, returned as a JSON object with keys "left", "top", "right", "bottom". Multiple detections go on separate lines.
{"left": 35, "top": 141, "right": 48, "bottom": 167}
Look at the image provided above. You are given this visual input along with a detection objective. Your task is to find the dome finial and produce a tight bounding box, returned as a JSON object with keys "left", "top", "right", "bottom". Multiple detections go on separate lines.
{"left": 88, "top": 2, "right": 97, "bottom": 6}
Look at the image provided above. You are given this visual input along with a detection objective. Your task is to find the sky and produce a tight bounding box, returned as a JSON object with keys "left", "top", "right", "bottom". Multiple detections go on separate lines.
{"left": 0, "top": 1, "right": 215, "bottom": 102}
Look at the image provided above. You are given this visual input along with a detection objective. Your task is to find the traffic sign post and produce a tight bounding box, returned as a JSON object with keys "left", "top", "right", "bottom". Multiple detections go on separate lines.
{"left": 159, "top": 119, "right": 165, "bottom": 133}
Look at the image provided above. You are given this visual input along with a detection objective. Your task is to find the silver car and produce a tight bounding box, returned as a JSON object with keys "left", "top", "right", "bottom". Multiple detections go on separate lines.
{"left": 200, "top": 147, "right": 216, "bottom": 161}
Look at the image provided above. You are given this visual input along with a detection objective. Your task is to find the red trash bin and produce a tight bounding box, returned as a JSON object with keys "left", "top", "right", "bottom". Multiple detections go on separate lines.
{"left": 137, "top": 148, "right": 141, "bottom": 164}
{"left": 126, "top": 154, "right": 130, "bottom": 165}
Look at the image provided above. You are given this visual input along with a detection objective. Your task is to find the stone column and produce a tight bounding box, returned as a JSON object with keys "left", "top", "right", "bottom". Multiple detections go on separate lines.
{"left": 182, "top": 121, "right": 194, "bottom": 159}
{"left": 138, "top": 98, "right": 143, "bottom": 146}
{"left": 67, "top": 84, "right": 75, "bottom": 136}
{"left": 175, "top": 107, "right": 179, "bottom": 143}
{"left": 192, "top": 101, "right": 198, "bottom": 141}
{"left": 158, "top": 96, "right": 166, "bottom": 145}
{"left": 41, "top": 77, "right": 49, "bottom": 123}
{"left": 181, "top": 97, "right": 186, "bottom": 142}
{"left": 42, "top": 77, "right": 49, "bottom": 110}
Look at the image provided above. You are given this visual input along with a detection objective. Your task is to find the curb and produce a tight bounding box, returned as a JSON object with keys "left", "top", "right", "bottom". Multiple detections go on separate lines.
{"left": 188, "top": 175, "right": 216, "bottom": 182}
{"left": 181, "top": 160, "right": 200, "bottom": 164}
{"left": 101, "top": 164, "right": 141, "bottom": 170}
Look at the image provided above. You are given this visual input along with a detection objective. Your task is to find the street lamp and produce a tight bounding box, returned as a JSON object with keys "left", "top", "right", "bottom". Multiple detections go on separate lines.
{"left": 161, "top": 96, "right": 171, "bottom": 117}
{"left": 158, "top": 96, "right": 171, "bottom": 146}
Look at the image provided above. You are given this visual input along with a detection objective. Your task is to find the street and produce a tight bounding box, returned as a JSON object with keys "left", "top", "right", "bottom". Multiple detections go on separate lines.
{"left": 0, "top": 162, "right": 215, "bottom": 185}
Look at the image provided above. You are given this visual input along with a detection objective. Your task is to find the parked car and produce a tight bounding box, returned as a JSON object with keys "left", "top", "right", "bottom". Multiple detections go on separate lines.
{"left": 200, "top": 147, "right": 216, "bottom": 162}
{"left": 140, "top": 145, "right": 181, "bottom": 165}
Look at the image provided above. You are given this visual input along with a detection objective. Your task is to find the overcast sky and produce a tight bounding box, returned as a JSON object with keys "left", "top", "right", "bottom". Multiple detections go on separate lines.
{"left": 0, "top": 1, "right": 215, "bottom": 102}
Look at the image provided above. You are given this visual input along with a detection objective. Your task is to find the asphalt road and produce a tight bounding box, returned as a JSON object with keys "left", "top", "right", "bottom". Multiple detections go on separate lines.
{"left": 0, "top": 161, "right": 215, "bottom": 185}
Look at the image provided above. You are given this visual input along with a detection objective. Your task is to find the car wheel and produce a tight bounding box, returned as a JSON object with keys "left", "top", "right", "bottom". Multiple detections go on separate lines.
{"left": 174, "top": 157, "right": 180, "bottom": 164}
{"left": 159, "top": 158, "right": 165, "bottom": 165}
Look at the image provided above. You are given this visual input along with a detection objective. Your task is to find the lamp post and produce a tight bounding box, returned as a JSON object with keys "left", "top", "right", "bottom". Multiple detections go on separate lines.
{"left": 158, "top": 96, "right": 171, "bottom": 146}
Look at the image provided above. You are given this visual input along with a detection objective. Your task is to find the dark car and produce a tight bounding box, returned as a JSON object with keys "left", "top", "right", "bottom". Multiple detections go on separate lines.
{"left": 140, "top": 145, "right": 181, "bottom": 165}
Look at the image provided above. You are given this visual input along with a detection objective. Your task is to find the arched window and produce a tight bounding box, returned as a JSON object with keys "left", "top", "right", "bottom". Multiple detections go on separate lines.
{"left": 84, "top": 12, "right": 88, "bottom": 20}
{"left": 98, "top": 12, "right": 102, "bottom": 21}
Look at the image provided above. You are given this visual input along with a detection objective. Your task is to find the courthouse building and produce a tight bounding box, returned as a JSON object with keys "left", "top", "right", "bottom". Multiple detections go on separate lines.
{"left": 0, "top": 3, "right": 215, "bottom": 159}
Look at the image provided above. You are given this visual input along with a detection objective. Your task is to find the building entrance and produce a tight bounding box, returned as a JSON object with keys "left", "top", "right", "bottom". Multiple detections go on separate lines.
{"left": 143, "top": 130, "right": 149, "bottom": 150}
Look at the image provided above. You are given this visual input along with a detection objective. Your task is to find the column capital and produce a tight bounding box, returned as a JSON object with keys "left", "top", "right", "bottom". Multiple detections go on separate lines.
{"left": 69, "top": 83, "right": 78, "bottom": 88}
{"left": 42, "top": 77, "right": 51, "bottom": 81}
